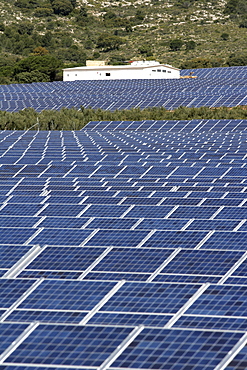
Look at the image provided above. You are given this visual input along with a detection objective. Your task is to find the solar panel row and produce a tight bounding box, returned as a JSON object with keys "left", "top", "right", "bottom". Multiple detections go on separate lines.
{"left": 0, "top": 66, "right": 246, "bottom": 112}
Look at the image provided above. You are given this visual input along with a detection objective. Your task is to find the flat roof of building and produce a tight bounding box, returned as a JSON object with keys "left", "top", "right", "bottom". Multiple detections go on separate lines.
{"left": 63, "top": 64, "right": 180, "bottom": 72}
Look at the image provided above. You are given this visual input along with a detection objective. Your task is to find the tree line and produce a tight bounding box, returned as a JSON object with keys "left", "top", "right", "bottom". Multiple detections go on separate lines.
{"left": 0, "top": 105, "right": 246, "bottom": 131}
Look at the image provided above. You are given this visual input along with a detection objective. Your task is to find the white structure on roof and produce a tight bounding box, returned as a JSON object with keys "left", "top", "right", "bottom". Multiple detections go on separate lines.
{"left": 63, "top": 61, "right": 180, "bottom": 81}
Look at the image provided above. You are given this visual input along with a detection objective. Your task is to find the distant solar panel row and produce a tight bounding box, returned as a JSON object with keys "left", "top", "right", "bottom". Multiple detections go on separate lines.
{"left": 0, "top": 65, "right": 246, "bottom": 112}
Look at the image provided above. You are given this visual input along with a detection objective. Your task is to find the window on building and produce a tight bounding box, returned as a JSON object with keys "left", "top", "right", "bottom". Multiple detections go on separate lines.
{"left": 168, "top": 71, "right": 171, "bottom": 73}
{"left": 67, "top": 74, "right": 69, "bottom": 76}
{"left": 152, "top": 70, "right": 156, "bottom": 72}
{"left": 162, "top": 70, "right": 166, "bottom": 73}
{"left": 157, "top": 69, "right": 161, "bottom": 72}
{"left": 75, "top": 74, "right": 77, "bottom": 76}
{"left": 106, "top": 73, "right": 111, "bottom": 76}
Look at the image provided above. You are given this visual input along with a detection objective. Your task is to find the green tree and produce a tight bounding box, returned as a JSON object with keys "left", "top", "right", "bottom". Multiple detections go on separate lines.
{"left": 221, "top": 33, "right": 229, "bottom": 40}
{"left": 224, "top": 0, "right": 247, "bottom": 15}
{"left": 169, "top": 39, "right": 183, "bottom": 51}
{"left": 17, "top": 22, "right": 34, "bottom": 35}
{"left": 51, "top": 0, "right": 74, "bottom": 15}
{"left": 180, "top": 57, "right": 213, "bottom": 69}
{"left": 33, "top": 46, "right": 49, "bottom": 55}
{"left": 97, "top": 34, "right": 123, "bottom": 51}
{"left": 42, "top": 32, "right": 54, "bottom": 48}
{"left": 109, "top": 54, "right": 127, "bottom": 65}
{"left": 16, "top": 70, "right": 48, "bottom": 83}
{"left": 14, "top": 54, "right": 62, "bottom": 81}
{"left": 185, "top": 40, "right": 196, "bottom": 50}
{"left": 239, "top": 17, "right": 247, "bottom": 27}
{"left": 227, "top": 53, "right": 247, "bottom": 66}
{"left": 57, "top": 46, "right": 87, "bottom": 63}
{"left": 14, "top": 0, "right": 39, "bottom": 9}
{"left": 69, "top": 0, "right": 77, "bottom": 8}
{"left": 34, "top": 7, "right": 54, "bottom": 17}
{"left": 76, "top": 6, "right": 89, "bottom": 26}
{"left": 135, "top": 9, "right": 145, "bottom": 21}
{"left": 125, "top": 23, "right": 133, "bottom": 33}
{"left": 103, "top": 11, "right": 117, "bottom": 27}
{"left": 139, "top": 45, "right": 153, "bottom": 56}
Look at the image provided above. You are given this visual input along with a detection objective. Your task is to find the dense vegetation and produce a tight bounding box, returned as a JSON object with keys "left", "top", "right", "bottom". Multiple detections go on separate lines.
{"left": 0, "top": 105, "right": 246, "bottom": 130}
{"left": 0, "top": 0, "right": 246, "bottom": 84}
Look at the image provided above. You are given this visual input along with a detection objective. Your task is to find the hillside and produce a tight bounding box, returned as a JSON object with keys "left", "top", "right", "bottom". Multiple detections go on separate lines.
{"left": 0, "top": 0, "right": 246, "bottom": 84}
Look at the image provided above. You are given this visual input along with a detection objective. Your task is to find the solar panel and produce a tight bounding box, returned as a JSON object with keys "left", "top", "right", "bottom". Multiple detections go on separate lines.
{"left": 6, "top": 324, "right": 132, "bottom": 367}
{"left": 100, "top": 281, "right": 200, "bottom": 313}
{"left": 30, "top": 228, "right": 92, "bottom": 246}
{"left": 91, "top": 247, "right": 175, "bottom": 273}
{"left": 89, "top": 312, "right": 171, "bottom": 327}
{"left": 0, "top": 279, "right": 35, "bottom": 308}
{"left": 19, "top": 280, "right": 116, "bottom": 310}
{"left": 23, "top": 246, "right": 106, "bottom": 271}
{"left": 187, "top": 284, "right": 247, "bottom": 316}
{"left": 85, "top": 230, "right": 149, "bottom": 247}
{"left": 7, "top": 310, "right": 87, "bottom": 324}
{"left": 0, "top": 323, "right": 29, "bottom": 352}
{"left": 111, "top": 328, "right": 244, "bottom": 370}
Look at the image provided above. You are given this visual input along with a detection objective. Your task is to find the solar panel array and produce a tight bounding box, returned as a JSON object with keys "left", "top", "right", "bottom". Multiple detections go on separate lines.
{"left": 0, "top": 66, "right": 246, "bottom": 112}
{"left": 0, "top": 118, "right": 247, "bottom": 369}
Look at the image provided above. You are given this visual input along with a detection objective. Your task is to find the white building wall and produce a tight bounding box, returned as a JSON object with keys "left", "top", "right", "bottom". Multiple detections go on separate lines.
{"left": 63, "top": 65, "right": 180, "bottom": 81}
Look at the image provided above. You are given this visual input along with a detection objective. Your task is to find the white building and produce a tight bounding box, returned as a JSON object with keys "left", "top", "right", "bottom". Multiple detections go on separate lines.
{"left": 63, "top": 61, "right": 180, "bottom": 81}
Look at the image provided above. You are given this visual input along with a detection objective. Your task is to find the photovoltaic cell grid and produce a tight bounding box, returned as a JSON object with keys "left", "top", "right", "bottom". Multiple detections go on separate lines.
{"left": 0, "top": 117, "right": 246, "bottom": 369}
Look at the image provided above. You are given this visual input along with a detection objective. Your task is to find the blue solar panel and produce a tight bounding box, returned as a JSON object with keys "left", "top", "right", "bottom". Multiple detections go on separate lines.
{"left": 0, "top": 204, "right": 43, "bottom": 216}
{"left": 37, "top": 216, "right": 90, "bottom": 229}
{"left": 85, "top": 271, "right": 149, "bottom": 282}
{"left": 85, "top": 217, "right": 137, "bottom": 230}
{"left": 0, "top": 366, "right": 83, "bottom": 370}
{"left": 126, "top": 205, "right": 174, "bottom": 219}
{"left": 0, "top": 279, "right": 35, "bottom": 308}
{"left": 89, "top": 312, "right": 171, "bottom": 327}
{"left": 19, "top": 280, "right": 116, "bottom": 310}
{"left": 186, "top": 219, "right": 240, "bottom": 231}
{"left": 38, "top": 205, "right": 86, "bottom": 217}
{"left": 159, "top": 249, "right": 244, "bottom": 275}
{"left": 100, "top": 282, "right": 200, "bottom": 314}
{"left": 85, "top": 230, "right": 149, "bottom": 247}
{"left": 19, "top": 270, "right": 82, "bottom": 279}
{"left": 7, "top": 310, "right": 87, "bottom": 324}
{"left": 6, "top": 324, "right": 132, "bottom": 367}
{"left": 215, "top": 207, "right": 247, "bottom": 220}
{"left": 142, "top": 230, "right": 207, "bottom": 248}
{"left": 0, "top": 216, "right": 38, "bottom": 228}
{"left": 0, "top": 245, "right": 33, "bottom": 268}
{"left": 153, "top": 274, "right": 221, "bottom": 284}
{"left": 112, "top": 328, "right": 243, "bottom": 370}
{"left": 0, "top": 228, "right": 36, "bottom": 244}
{"left": 201, "top": 231, "right": 247, "bottom": 250}
{"left": 0, "top": 323, "right": 29, "bottom": 353}
{"left": 30, "top": 228, "right": 92, "bottom": 246}
{"left": 187, "top": 284, "right": 247, "bottom": 316}
{"left": 169, "top": 206, "right": 218, "bottom": 219}
{"left": 23, "top": 246, "right": 105, "bottom": 271}
{"left": 91, "top": 247, "right": 174, "bottom": 273}
{"left": 225, "top": 345, "right": 247, "bottom": 370}
{"left": 174, "top": 315, "right": 247, "bottom": 331}
{"left": 82, "top": 205, "right": 130, "bottom": 218}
